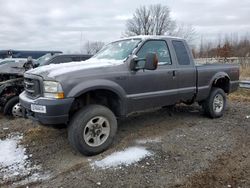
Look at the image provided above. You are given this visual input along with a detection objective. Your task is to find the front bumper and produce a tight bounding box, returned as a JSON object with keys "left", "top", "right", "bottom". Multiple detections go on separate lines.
{"left": 19, "top": 92, "right": 74, "bottom": 125}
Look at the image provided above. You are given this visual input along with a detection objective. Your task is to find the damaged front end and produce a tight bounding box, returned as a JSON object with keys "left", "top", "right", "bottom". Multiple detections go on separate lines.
{"left": 0, "top": 60, "right": 37, "bottom": 116}
{"left": 0, "top": 60, "right": 31, "bottom": 112}
{"left": 0, "top": 74, "right": 24, "bottom": 108}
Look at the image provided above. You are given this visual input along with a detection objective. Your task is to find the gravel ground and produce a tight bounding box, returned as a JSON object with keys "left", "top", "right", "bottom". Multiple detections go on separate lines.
{"left": 0, "top": 100, "right": 250, "bottom": 188}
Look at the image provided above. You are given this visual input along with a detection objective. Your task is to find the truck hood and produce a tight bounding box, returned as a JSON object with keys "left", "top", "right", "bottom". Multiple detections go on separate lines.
{"left": 27, "top": 58, "right": 125, "bottom": 79}
{"left": 0, "top": 61, "right": 26, "bottom": 75}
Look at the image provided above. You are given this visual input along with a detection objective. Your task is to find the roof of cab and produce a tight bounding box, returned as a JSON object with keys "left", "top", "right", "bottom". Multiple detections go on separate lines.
{"left": 120, "top": 35, "right": 183, "bottom": 41}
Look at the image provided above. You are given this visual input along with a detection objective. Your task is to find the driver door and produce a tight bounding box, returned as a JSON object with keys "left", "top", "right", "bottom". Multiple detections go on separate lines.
{"left": 126, "top": 39, "right": 179, "bottom": 113}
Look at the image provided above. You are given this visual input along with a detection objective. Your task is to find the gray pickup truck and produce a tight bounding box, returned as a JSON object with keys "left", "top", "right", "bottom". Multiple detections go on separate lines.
{"left": 20, "top": 36, "right": 239, "bottom": 155}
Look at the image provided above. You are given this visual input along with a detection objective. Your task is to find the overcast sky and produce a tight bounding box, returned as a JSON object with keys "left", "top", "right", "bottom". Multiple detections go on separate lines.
{"left": 0, "top": 0, "right": 249, "bottom": 52}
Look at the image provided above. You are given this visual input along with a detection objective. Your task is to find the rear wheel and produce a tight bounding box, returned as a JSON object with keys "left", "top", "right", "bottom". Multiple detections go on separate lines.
{"left": 202, "top": 88, "right": 226, "bottom": 118}
{"left": 68, "top": 104, "right": 117, "bottom": 156}
{"left": 3, "top": 96, "right": 21, "bottom": 117}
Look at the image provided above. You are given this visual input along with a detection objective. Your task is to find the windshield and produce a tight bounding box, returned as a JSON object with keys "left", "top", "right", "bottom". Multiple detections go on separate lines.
{"left": 93, "top": 39, "right": 141, "bottom": 60}
{"left": 35, "top": 53, "right": 55, "bottom": 66}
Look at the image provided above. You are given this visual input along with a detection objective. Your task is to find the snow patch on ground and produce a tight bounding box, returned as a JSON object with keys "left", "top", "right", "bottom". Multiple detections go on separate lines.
{"left": 13, "top": 172, "right": 51, "bottom": 186}
{"left": 136, "top": 137, "right": 162, "bottom": 144}
{"left": 0, "top": 135, "right": 28, "bottom": 177}
{"left": 0, "top": 134, "right": 48, "bottom": 184}
{"left": 92, "top": 147, "right": 152, "bottom": 169}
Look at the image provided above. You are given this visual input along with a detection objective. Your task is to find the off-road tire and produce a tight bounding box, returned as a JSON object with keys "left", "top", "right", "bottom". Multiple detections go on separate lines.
{"left": 3, "top": 96, "right": 19, "bottom": 116}
{"left": 202, "top": 87, "right": 226, "bottom": 118}
{"left": 68, "top": 104, "right": 117, "bottom": 156}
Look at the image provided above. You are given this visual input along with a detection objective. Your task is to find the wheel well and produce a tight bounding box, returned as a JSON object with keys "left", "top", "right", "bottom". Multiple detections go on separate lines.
{"left": 0, "top": 85, "right": 23, "bottom": 106}
{"left": 212, "top": 77, "right": 230, "bottom": 93}
{"left": 70, "top": 89, "right": 122, "bottom": 117}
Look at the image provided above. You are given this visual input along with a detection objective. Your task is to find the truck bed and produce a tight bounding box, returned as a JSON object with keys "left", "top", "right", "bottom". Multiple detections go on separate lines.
{"left": 196, "top": 63, "right": 239, "bottom": 101}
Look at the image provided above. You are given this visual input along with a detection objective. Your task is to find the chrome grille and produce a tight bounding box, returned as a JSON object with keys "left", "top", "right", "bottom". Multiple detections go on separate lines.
{"left": 24, "top": 78, "right": 41, "bottom": 98}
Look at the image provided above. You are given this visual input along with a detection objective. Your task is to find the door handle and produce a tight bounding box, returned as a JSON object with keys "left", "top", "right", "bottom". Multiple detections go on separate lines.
{"left": 173, "top": 70, "right": 177, "bottom": 78}
{"left": 167, "top": 70, "right": 177, "bottom": 78}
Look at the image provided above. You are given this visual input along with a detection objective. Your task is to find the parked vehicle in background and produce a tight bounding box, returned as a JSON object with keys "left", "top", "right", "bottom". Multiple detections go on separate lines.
{"left": 20, "top": 36, "right": 239, "bottom": 156}
{"left": 0, "top": 58, "right": 27, "bottom": 66}
{"left": 34, "top": 54, "right": 92, "bottom": 67}
{"left": 0, "top": 50, "right": 62, "bottom": 59}
{"left": 0, "top": 54, "right": 92, "bottom": 116}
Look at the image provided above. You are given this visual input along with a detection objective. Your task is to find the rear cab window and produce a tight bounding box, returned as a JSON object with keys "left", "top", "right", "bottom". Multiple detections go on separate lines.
{"left": 172, "top": 40, "right": 190, "bottom": 66}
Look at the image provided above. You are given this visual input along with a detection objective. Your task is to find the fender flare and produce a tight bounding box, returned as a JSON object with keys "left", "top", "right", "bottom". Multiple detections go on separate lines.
{"left": 209, "top": 72, "right": 230, "bottom": 91}
{"left": 67, "top": 79, "right": 127, "bottom": 115}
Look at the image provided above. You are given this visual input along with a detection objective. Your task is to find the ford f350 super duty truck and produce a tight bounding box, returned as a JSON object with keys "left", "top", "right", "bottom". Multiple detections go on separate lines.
{"left": 20, "top": 36, "right": 239, "bottom": 155}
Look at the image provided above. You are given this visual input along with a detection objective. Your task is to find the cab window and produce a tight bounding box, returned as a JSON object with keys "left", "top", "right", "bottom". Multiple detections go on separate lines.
{"left": 172, "top": 41, "right": 190, "bottom": 65}
{"left": 137, "top": 40, "right": 172, "bottom": 66}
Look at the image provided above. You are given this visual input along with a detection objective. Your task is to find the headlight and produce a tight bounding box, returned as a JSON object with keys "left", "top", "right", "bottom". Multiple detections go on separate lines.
{"left": 43, "top": 81, "right": 64, "bottom": 99}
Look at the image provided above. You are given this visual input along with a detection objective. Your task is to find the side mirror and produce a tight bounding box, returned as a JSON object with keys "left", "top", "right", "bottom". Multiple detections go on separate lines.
{"left": 129, "top": 53, "right": 158, "bottom": 71}
{"left": 129, "top": 55, "right": 138, "bottom": 71}
{"left": 144, "top": 53, "right": 158, "bottom": 70}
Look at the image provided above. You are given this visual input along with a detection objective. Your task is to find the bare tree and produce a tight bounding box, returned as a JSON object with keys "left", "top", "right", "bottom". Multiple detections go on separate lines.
{"left": 124, "top": 4, "right": 197, "bottom": 44}
{"left": 173, "top": 23, "right": 196, "bottom": 43}
{"left": 199, "top": 36, "right": 204, "bottom": 58}
{"left": 205, "top": 41, "right": 213, "bottom": 58}
{"left": 150, "top": 4, "right": 176, "bottom": 35}
{"left": 83, "top": 41, "right": 105, "bottom": 55}
{"left": 125, "top": 4, "right": 176, "bottom": 36}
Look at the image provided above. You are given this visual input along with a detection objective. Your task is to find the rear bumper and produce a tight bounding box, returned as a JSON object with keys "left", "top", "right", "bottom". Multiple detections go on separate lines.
{"left": 20, "top": 92, "right": 74, "bottom": 125}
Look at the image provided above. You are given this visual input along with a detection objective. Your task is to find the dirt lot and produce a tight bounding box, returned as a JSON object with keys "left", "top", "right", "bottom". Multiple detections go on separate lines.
{"left": 0, "top": 90, "right": 250, "bottom": 188}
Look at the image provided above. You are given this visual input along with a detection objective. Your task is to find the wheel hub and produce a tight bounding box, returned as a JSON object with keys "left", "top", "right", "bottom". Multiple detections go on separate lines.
{"left": 12, "top": 103, "right": 23, "bottom": 117}
{"left": 83, "top": 116, "right": 110, "bottom": 147}
{"left": 213, "top": 94, "right": 224, "bottom": 113}
{"left": 90, "top": 125, "right": 102, "bottom": 136}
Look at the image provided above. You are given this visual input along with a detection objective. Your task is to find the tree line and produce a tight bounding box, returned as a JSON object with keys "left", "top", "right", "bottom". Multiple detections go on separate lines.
{"left": 81, "top": 4, "right": 250, "bottom": 63}
{"left": 81, "top": 4, "right": 250, "bottom": 61}
{"left": 193, "top": 33, "right": 250, "bottom": 59}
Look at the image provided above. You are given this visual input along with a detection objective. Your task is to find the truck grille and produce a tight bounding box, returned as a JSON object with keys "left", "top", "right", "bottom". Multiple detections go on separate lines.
{"left": 24, "top": 78, "right": 41, "bottom": 98}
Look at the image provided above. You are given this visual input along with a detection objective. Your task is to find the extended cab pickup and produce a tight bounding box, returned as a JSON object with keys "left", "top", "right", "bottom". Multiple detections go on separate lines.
{"left": 20, "top": 36, "right": 239, "bottom": 155}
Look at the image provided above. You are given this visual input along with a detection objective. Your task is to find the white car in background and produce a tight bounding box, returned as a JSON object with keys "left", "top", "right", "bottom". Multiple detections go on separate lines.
{"left": 0, "top": 58, "right": 27, "bottom": 66}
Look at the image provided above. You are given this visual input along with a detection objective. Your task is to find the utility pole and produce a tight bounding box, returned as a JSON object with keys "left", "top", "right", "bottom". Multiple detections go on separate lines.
{"left": 80, "top": 31, "right": 83, "bottom": 53}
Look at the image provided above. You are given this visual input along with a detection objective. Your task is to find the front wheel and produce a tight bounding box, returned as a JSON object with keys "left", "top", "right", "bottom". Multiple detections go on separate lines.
{"left": 202, "top": 88, "right": 226, "bottom": 118}
{"left": 3, "top": 96, "right": 22, "bottom": 117}
{"left": 68, "top": 104, "right": 117, "bottom": 156}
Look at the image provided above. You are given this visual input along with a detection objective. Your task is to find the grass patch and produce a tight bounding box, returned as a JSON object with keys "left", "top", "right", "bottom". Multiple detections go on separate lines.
{"left": 22, "top": 127, "right": 54, "bottom": 145}
{"left": 240, "top": 64, "right": 250, "bottom": 79}
{"left": 229, "top": 88, "right": 250, "bottom": 102}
